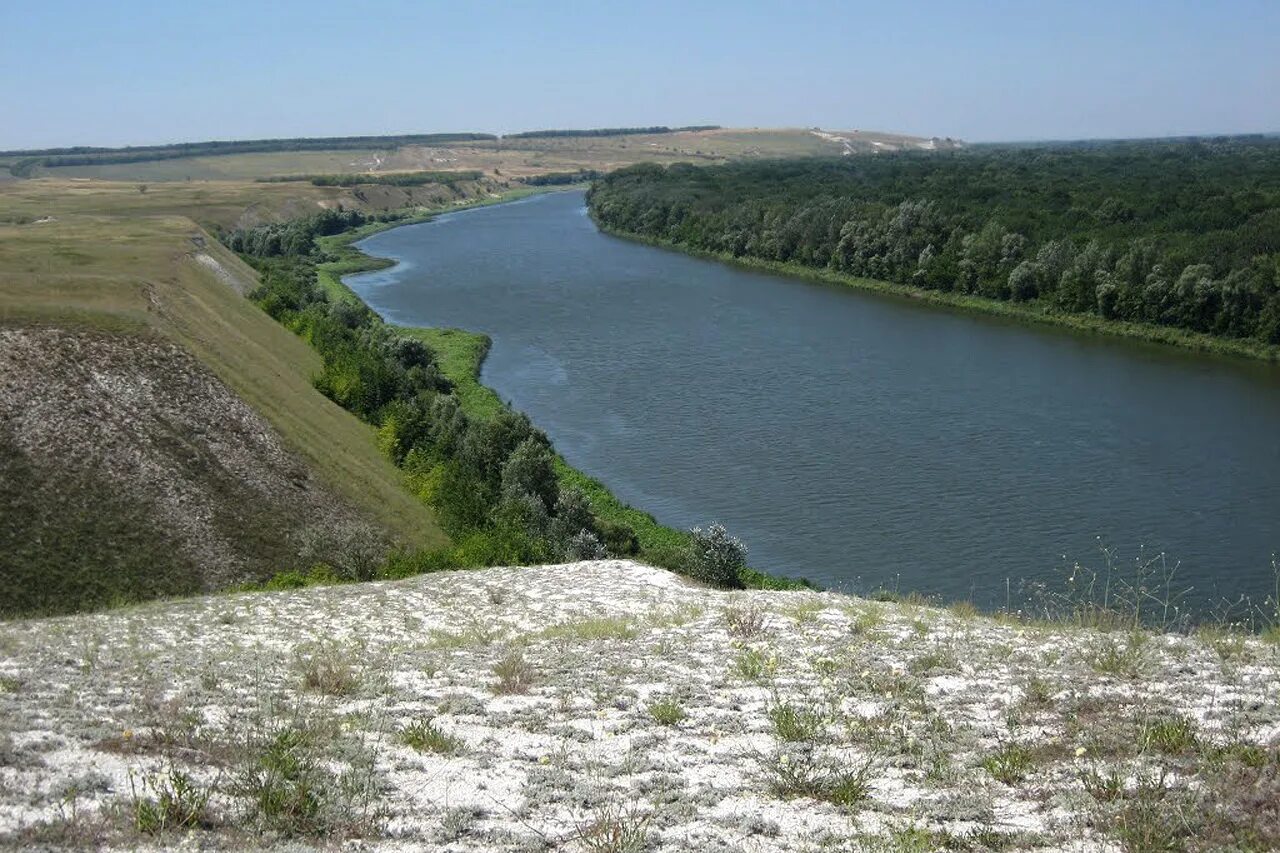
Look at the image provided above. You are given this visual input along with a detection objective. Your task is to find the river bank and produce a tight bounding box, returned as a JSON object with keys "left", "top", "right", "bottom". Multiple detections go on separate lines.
{"left": 590, "top": 218, "right": 1280, "bottom": 366}
{"left": 317, "top": 189, "right": 805, "bottom": 591}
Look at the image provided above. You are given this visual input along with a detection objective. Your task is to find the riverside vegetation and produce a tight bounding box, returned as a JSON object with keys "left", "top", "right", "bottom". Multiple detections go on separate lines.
{"left": 228, "top": 204, "right": 804, "bottom": 591}
{"left": 588, "top": 137, "right": 1280, "bottom": 359}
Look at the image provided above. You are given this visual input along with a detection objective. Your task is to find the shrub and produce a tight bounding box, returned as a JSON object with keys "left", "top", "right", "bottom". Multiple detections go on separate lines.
{"left": 598, "top": 519, "right": 640, "bottom": 556}
{"left": 724, "top": 602, "right": 769, "bottom": 636}
{"left": 128, "top": 768, "right": 212, "bottom": 835}
{"left": 500, "top": 437, "right": 559, "bottom": 513}
{"left": 648, "top": 697, "right": 687, "bottom": 726}
{"left": 292, "top": 521, "right": 387, "bottom": 583}
{"left": 686, "top": 522, "right": 747, "bottom": 588}
{"left": 493, "top": 649, "right": 535, "bottom": 694}
{"left": 565, "top": 529, "right": 607, "bottom": 560}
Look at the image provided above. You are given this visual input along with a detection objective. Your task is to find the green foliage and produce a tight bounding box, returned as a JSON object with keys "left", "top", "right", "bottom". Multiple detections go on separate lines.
{"left": 589, "top": 139, "right": 1280, "bottom": 351}
{"left": 686, "top": 523, "right": 747, "bottom": 588}
{"left": 648, "top": 697, "right": 687, "bottom": 726}
{"left": 232, "top": 726, "right": 383, "bottom": 837}
{"left": 399, "top": 719, "right": 465, "bottom": 755}
{"left": 767, "top": 701, "right": 825, "bottom": 742}
{"left": 128, "top": 768, "right": 212, "bottom": 835}
{"left": 520, "top": 169, "right": 604, "bottom": 186}
{"left": 981, "top": 742, "right": 1035, "bottom": 785}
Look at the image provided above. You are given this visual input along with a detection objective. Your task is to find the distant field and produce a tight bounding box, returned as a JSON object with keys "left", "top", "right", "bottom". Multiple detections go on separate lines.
{"left": 25, "top": 149, "right": 395, "bottom": 182}
{"left": 7, "top": 127, "right": 947, "bottom": 183}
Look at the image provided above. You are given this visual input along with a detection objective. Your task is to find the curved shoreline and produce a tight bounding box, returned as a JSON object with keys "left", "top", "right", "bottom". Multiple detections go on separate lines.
{"left": 589, "top": 214, "right": 1280, "bottom": 366}
{"left": 318, "top": 190, "right": 809, "bottom": 592}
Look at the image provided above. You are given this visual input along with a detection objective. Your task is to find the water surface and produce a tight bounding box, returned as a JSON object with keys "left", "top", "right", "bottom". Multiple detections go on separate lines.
{"left": 349, "top": 190, "right": 1280, "bottom": 611}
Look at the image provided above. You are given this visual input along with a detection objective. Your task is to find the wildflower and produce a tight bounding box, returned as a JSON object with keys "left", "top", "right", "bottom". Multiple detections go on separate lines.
{"left": 1074, "top": 746, "right": 1088, "bottom": 758}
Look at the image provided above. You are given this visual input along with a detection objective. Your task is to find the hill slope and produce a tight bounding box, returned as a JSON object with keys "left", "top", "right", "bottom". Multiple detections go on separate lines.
{"left": 1, "top": 561, "right": 1275, "bottom": 849}
{"left": 0, "top": 181, "right": 454, "bottom": 615}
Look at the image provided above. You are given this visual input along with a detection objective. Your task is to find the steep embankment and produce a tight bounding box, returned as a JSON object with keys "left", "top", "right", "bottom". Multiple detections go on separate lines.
{"left": 0, "top": 180, "right": 463, "bottom": 615}
{"left": 0, "top": 326, "right": 377, "bottom": 616}
{"left": 0, "top": 561, "right": 1275, "bottom": 850}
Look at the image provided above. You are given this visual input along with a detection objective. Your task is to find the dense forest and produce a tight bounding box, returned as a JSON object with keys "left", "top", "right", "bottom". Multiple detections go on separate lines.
{"left": 518, "top": 169, "right": 605, "bottom": 186}
{"left": 588, "top": 138, "right": 1280, "bottom": 347}
{"left": 4, "top": 133, "right": 496, "bottom": 176}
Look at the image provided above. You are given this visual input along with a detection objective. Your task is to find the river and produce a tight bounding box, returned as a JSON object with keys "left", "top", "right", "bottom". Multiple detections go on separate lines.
{"left": 347, "top": 190, "right": 1280, "bottom": 614}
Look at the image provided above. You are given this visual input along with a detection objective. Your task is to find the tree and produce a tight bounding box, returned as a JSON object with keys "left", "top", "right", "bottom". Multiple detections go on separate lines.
{"left": 500, "top": 437, "right": 558, "bottom": 513}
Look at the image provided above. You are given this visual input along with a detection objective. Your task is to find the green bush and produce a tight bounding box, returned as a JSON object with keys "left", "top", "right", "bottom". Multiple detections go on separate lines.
{"left": 686, "top": 523, "right": 747, "bottom": 588}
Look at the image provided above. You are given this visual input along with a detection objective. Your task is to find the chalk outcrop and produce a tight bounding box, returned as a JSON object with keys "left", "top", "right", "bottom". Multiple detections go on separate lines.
{"left": 0, "top": 560, "right": 1276, "bottom": 850}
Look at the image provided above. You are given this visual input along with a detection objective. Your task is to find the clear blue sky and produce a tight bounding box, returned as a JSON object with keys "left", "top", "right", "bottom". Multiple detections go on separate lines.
{"left": 3, "top": 0, "right": 1276, "bottom": 150}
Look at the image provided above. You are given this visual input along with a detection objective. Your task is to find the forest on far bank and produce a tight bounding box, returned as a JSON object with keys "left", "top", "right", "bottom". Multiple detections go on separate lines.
{"left": 588, "top": 137, "right": 1280, "bottom": 346}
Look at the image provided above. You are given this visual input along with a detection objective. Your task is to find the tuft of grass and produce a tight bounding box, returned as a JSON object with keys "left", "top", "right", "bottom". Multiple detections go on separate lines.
{"left": 400, "top": 719, "right": 465, "bottom": 755}
{"left": 764, "top": 746, "right": 875, "bottom": 809}
{"left": 540, "top": 616, "right": 637, "bottom": 642}
{"left": 1086, "top": 632, "right": 1149, "bottom": 678}
{"left": 128, "top": 767, "right": 213, "bottom": 835}
{"left": 733, "top": 646, "right": 779, "bottom": 682}
{"left": 1018, "top": 676, "right": 1055, "bottom": 712}
{"left": 232, "top": 723, "right": 385, "bottom": 838}
{"left": 723, "top": 602, "right": 769, "bottom": 637}
{"left": 493, "top": 649, "right": 535, "bottom": 695}
{"left": 648, "top": 697, "right": 687, "bottom": 727}
{"left": 981, "top": 742, "right": 1035, "bottom": 785}
{"left": 906, "top": 648, "right": 957, "bottom": 675}
{"left": 1140, "top": 715, "right": 1198, "bottom": 755}
{"left": 767, "top": 701, "right": 826, "bottom": 743}
{"left": 1080, "top": 767, "right": 1126, "bottom": 803}
{"left": 574, "top": 802, "right": 653, "bottom": 853}
{"left": 296, "top": 644, "right": 360, "bottom": 696}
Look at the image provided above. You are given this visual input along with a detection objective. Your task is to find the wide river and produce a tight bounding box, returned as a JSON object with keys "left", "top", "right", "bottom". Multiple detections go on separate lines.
{"left": 349, "top": 190, "right": 1280, "bottom": 612}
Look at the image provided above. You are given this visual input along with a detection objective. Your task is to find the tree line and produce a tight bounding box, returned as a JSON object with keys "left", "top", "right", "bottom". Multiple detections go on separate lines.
{"left": 518, "top": 170, "right": 605, "bottom": 186}
{"left": 587, "top": 138, "right": 1280, "bottom": 347}
{"left": 256, "top": 170, "right": 483, "bottom": 187}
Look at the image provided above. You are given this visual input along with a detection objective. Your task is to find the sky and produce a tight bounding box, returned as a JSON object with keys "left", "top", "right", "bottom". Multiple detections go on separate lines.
{"left": 2, "top": 0, "right": 1277, "bottom": 150}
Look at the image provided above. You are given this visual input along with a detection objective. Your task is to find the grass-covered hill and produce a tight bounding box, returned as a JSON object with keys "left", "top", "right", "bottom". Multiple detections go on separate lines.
{"left": 0, "top": 560, "right": 1276, "bottom": 849}
{"left": 0, "top": 177, "right": 485, "bottom": 616}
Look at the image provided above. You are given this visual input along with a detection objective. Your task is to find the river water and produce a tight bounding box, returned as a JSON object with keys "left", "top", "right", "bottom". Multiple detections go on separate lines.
{"left": 348, "top": 190, "right": 1280, "bottom": 613}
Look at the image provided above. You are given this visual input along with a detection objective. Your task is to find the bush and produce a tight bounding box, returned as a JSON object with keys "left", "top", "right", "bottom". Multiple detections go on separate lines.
{"left": 565, "top": 529, "right": 607, "bottom": 560}
{"left": 686, "top": 522, "right": 747, "bottom": 588}
{"left": 598, "top": 519, "right": 640, "bottom": 556}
